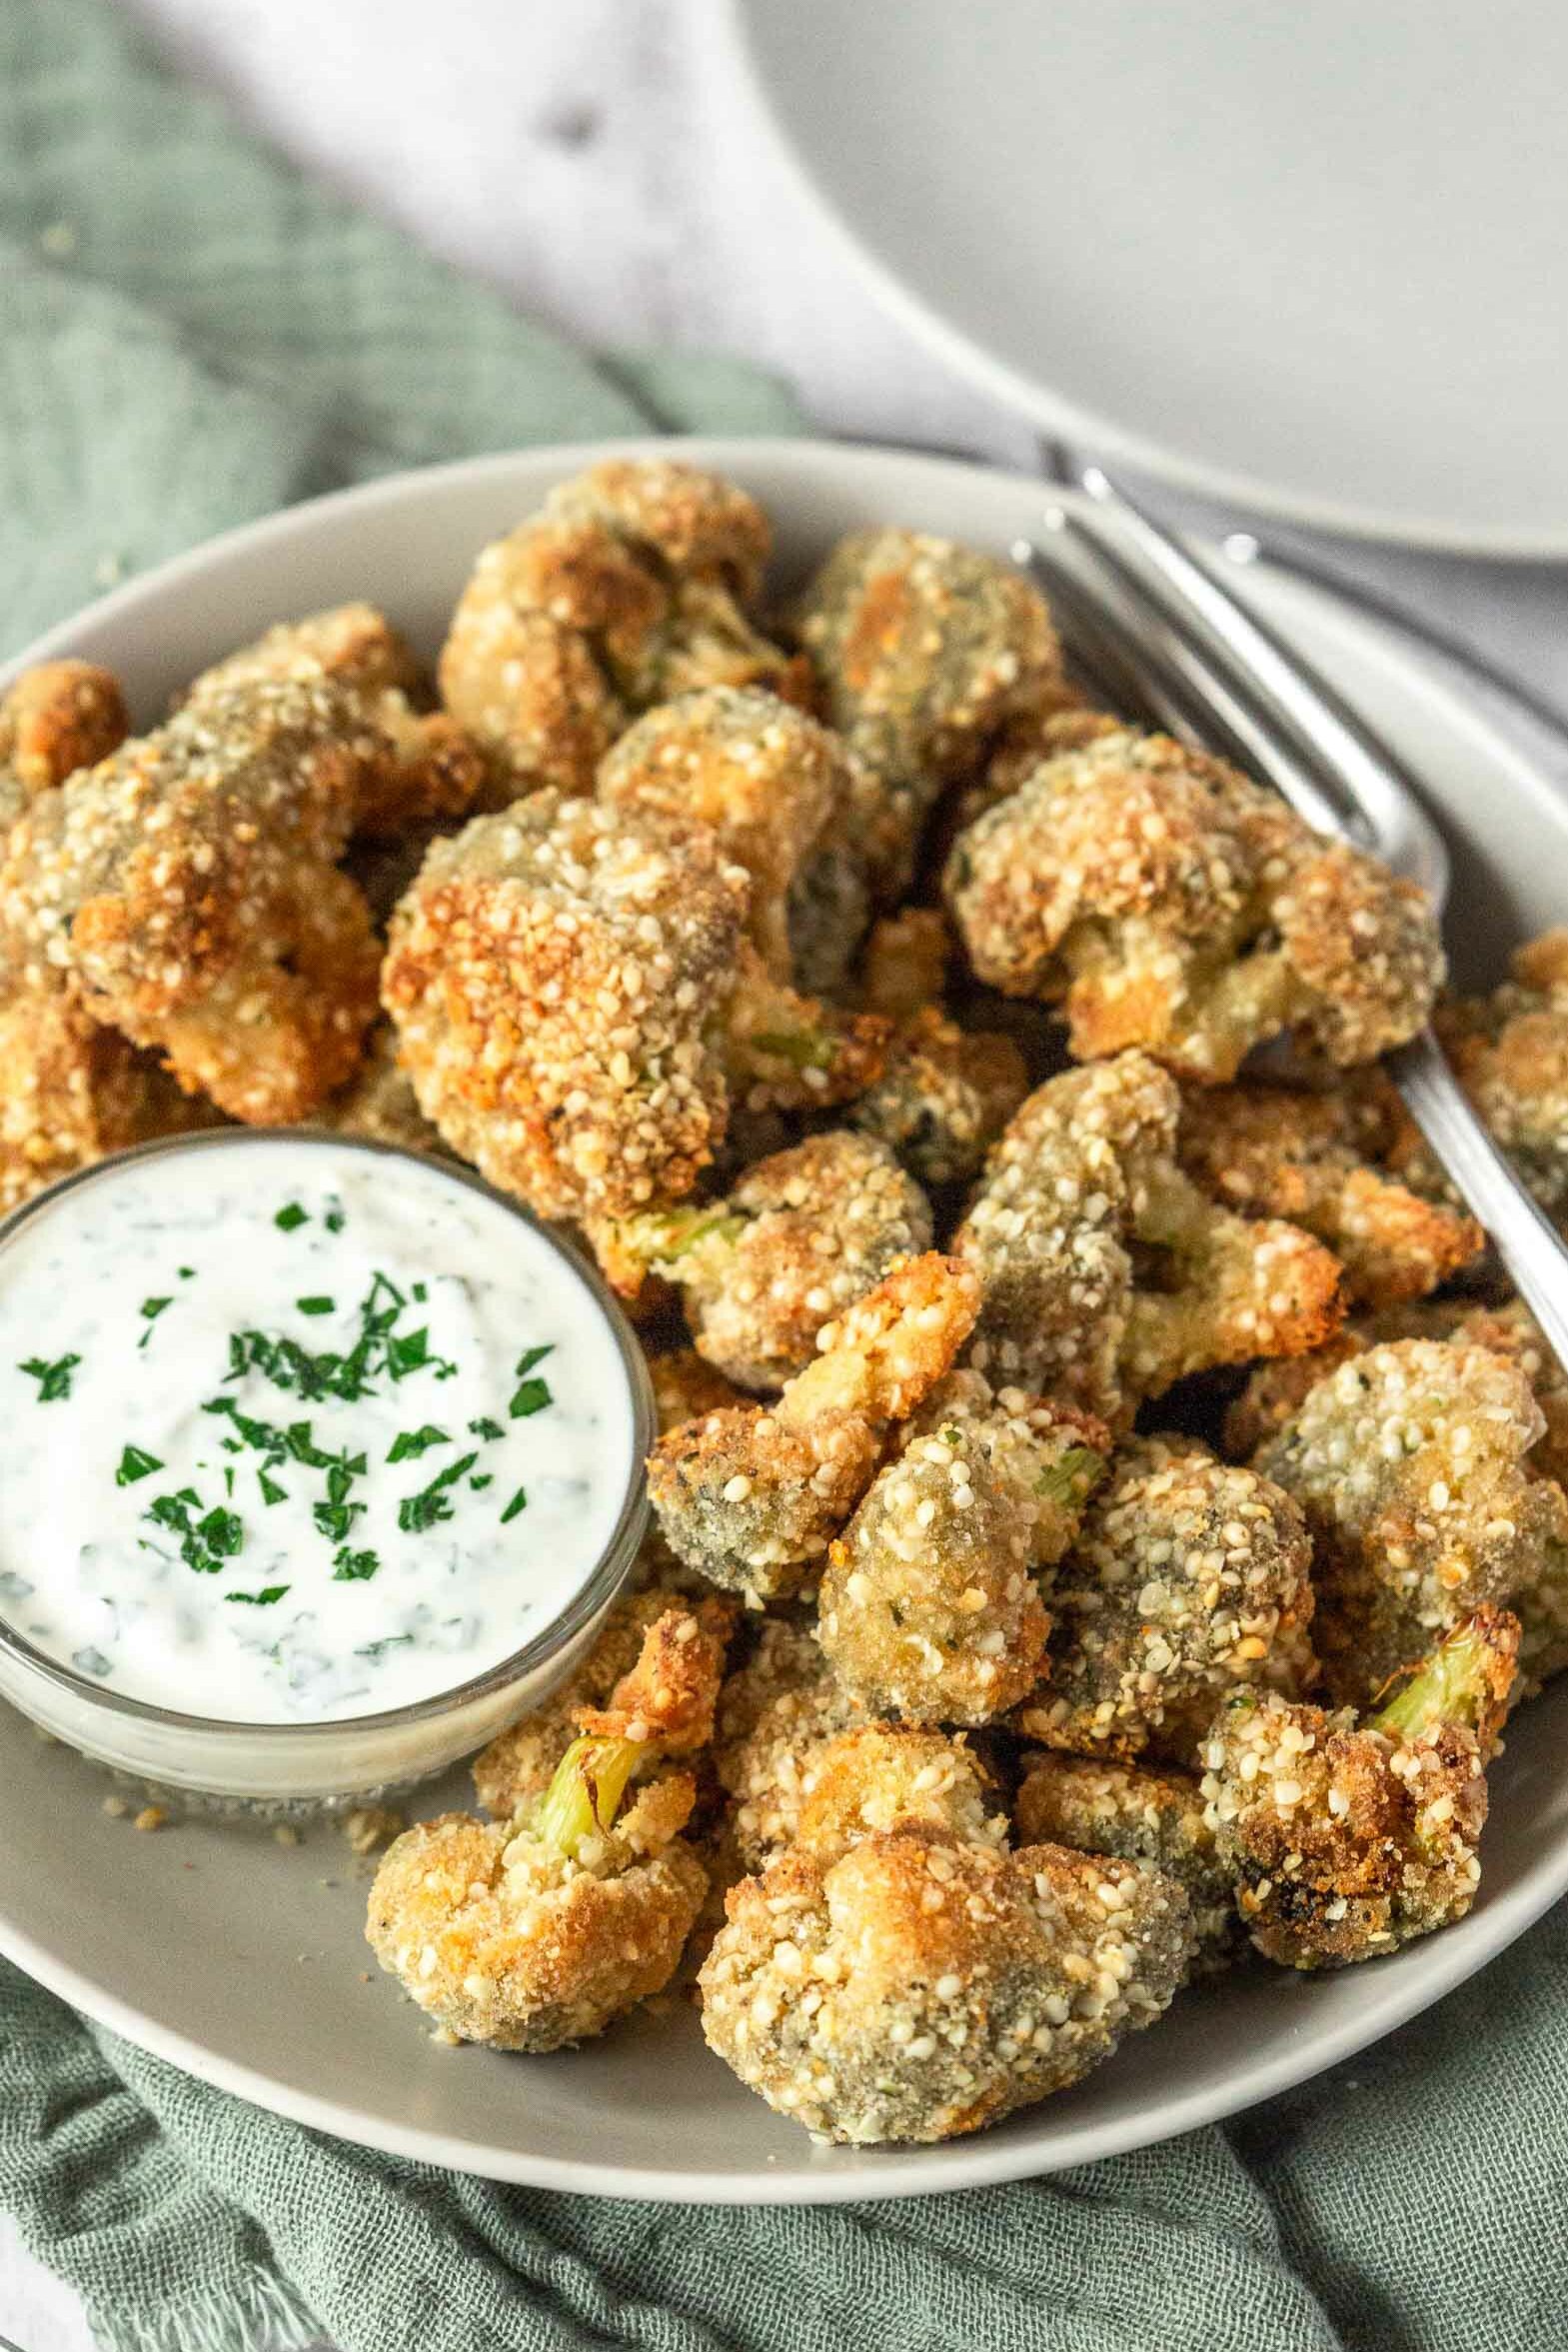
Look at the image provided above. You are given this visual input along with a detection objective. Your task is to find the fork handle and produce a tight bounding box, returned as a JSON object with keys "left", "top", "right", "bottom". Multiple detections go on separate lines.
{"left": 1388, "top": 1029, "right": 1568, "bottom": 1367}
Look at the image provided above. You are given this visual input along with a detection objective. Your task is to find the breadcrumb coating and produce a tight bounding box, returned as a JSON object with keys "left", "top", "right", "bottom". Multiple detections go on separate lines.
{"left": 314, "top": 1022, "right": 441, "bottom": 1154}
{"left": 439, "top": 461, "right": 801, "bottom": 798}
{"left": 819, "top": 1374, "right": 1109, "bottom": 1724}
{"left": 0, "top": 679, "right": 386, "bottom": 1123}
{"left": 849, "top": 1008, "right": 1028, "bottom": 1190}
{"left": 713, "top": 1616, "right": 859, "bottom": 1871}
{"left": 595, "top": 1131, "right": 931, "bottom": 1389}
{"left": 944, "top": 728, "right": 1443, "bottom": 1079}
{"left": 1439, "top": 929, "right": 1568, "bottom": 1223}
{"left": 791, "top": 529, "right": 1062, "bottom": 904}
{"left": 0, "top": 661, "right": 128, "bottom": 801}
{"left": 647, "top": 1251, "right": 980, "bottom": 1600}
{"left": 598, "top": 686, "right": 875, "bottom": 991}
{"left": 650, "top": 1348, "right": 748, "bottom": 1434}
{"left": 1016, "top": 1437, "right": 1316, "bottom": 1762}
{"left": 1201, "top": 1608, "right": 1519, "bottom": 1968}
{"left": 954, "top": 1052, "right": 1343, "bottom": 1428}
{"left": 857, "top": 908, "right": 952, "bottom": 1024}
{"left": 381, "top": 792, "right": 749, "bottom": 1220}
{"left": 700, "top": 1824, "right": 1192, "bottom": 2144}
{"left": 793, "top": 1725, "right": 1008, "bottom": 1858}
{"left": 1252, "top": 1338, "right": 1568, "bottom": 1703}
{"left": 1015, "top": 1751, "right": 1240, "bottom": 1970}
{"left": 1179, "top": 1078, "right": 1482, "bottom": 1307}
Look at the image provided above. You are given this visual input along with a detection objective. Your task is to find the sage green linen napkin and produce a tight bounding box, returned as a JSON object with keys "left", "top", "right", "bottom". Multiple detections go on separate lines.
{"left": 2, "top": 5, "right": 1566, "bottom": 2351}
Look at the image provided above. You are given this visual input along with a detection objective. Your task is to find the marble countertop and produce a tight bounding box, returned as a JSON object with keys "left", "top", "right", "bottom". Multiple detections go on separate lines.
{"left": 6, "top": 3, "right": 1567, "bottom": 2344}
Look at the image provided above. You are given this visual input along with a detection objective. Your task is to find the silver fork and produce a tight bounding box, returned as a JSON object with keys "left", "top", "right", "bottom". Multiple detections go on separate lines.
{"left": 1014, "top": 465, "right": 1568, "bottom": 1370}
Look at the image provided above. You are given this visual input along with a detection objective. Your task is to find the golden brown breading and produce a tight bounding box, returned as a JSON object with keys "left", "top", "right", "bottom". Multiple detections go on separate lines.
{"left": 715, "top": 1616, "right": 863, "bottom": 1869}
{"left": 0, "top": 679, "right": 386, "bottom": 1123}
{"left": 1201, "top": 1607, "right": 1518, "bottom": 1968}
{"left": 1178, "top": 1078, "right": 1482, "bottom": 1307}
{"left": 0, "top": 661, "right": 129, "bottom": 800}
{"left": 1252, "top": 1337, "right": 1568, "bottom": 1702}
{"left": 856, "top": 908, "right": 952, "bottom": 1023}
{"left": 314, "top": 1022, "right": 441, "bottom": 1154}
{"left": 649, "top": 1347, "right": 748, "bottom": 1435}
{"left": 1015, "top": 1436, "right": 1317, "bottom": 1763}
{"left": 1015, "top": 1751, "right": 1241, "bottom": 1970}
{"left": 573, "top": 1594, "right": 736, "bottom": 1750}
{"left": 944, "top": 728, "right": 1443, "bottom": 1080}
{"left": 1438, "top": 929, "right": 1568, "bottom": 1223}
{"left": 849, "top": 1008, "right": 1029, "bottom": 1191}
{"left": 182, "top": 602, "right": 493, "bottom": 837}
{"left": 598, "top": 686, "right": 876, "bottom": 990}
{"left": 818, "top": 1374, "right": 1109, "bottom": 1725}
{"left": 593, "top": 1131, "right": 931, "bottom": 1388}
{"left": 954, "top": 1052, "right": 1343, "bottom": 1429}
{"left": 439, "top": 462, "right": 802, "bottom": 798}
{"left": 700, "top": 1825, "right": 1191, "bottom": 2144}
{"left": 791, "top": 1725, "right": 1008, "bottom": 1858}
{"left": 791, "top": 528, "right": 1063, "bottom": 903}
{"left": 647, "top": 1251, "right": 980, "bottom": 1601}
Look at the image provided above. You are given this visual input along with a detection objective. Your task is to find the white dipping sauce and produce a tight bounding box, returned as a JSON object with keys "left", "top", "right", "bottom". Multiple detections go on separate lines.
{"left": 0, "top": 1138, "right": 638, "bottom": 1724}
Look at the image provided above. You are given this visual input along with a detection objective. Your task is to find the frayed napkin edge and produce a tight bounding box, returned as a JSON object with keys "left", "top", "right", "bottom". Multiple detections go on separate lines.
{"left": 89, "top": 2266, "right": 321, "bottom": 2352}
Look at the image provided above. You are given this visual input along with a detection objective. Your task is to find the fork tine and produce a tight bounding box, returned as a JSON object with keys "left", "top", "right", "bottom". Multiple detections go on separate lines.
{"left": 1073, "top": 467, "right": 1450, "bottom": 902}
{"left": 1015, "top": 538, "right": 1196, "bottom": 741}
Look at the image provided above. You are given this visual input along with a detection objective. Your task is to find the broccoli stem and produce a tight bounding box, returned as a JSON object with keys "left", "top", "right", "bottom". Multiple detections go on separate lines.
{"left": 617, "top": 1205, "right": 747, "bottom": 1274}
{"left": 1034, "top": 1444, "right": 1105, "bottom": 1511}
{"left": 1369, "top": 1614, "right": 1497, "bottom": 1741}
{"left": 534, "top": 1733, "right": 646, "bottom": 1857}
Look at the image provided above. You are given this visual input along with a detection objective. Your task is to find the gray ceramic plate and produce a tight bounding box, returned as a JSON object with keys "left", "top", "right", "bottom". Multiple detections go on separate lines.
{"left": 727, "top": 1, "right": 1568, "bottom": 555}
{"left": 3, "top": 439, "right": 1567, "bottom": 2202}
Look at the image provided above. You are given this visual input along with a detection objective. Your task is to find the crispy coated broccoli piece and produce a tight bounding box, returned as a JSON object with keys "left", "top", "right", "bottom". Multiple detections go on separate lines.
{"left": 1178, "top": 1077, "right": 1482, "bottom": 1307}
{"left": 597, "top": 685, "right": 879, "bottom": 992}
{"left": 791, "top": 529, "right": 1062, "bottom": 904}
{"left": 314, "top": 1022, "right": 441, "bottom": 1155}
{"left": 647, "top": 1250, "right": 980, "bottom": 1601}
{"left": 0, "top": 679, "right": 386, "bottom": 1123}
{"left": 857, "top": 908, "right": 953, "bottom": 1023}
{"left": 1015, "top": 1437, "right": 1316, "bottom": 1762}
{"left": 593, "top": 1131, "right": 931, "bottom": 1388}
{"left": 954, "top": 1052, "right": 1343, "bottom": 1427}
{"left": 714, "top": 1617, "right": 862, "bottom": 1869}
{"left": 849, "top": 1008, "right": 1028, "bottom": 1190}
{"left": 789, "top": 1724, "right": 1008, "bottom": 1860}
{"left": 0, "top": 661, "right": 128, "bottom": 809}
{"left": 944, "top": 728, "right": 1443, "bottom": 1079}
{"left": 1252, "top": 1337, "right": 1568, "bottom": 1702}
{"left": 1439, "top": 929, "right": 1568, "bottom": 1224}
{"left": 818, "top": 1372, "right": 1110, "bottom": 1724}
{"left": 368, "top": 1603, "right": 730, "bottom": 2049}
{"left": 439, "top": 461, "right": 804, "bottom": 798}
{"left": 1201, "top": 1607, "right": 1519, "bottom": 1968}
{"left": 181, "top": 601, "right": 493, "bottom": 837}
{"left": 1015, "top": 1751, "right": 1241, "bottom": 1971}
{"left": 700, "top": 1825, "right": 1192, "bottom": 2144}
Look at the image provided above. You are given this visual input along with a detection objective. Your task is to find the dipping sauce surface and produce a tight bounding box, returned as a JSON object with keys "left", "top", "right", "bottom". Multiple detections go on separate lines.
{"left": 0, "top": 1138, "right": 639, "bottom": 1723}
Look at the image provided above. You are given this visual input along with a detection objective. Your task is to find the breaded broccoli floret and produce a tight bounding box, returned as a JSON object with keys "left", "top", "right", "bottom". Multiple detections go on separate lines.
{"left": 315, "top": 1022, "right": 441, "bottom": 1155}
{"left": 593, "top": 1132, "right": 931, "bottom": 1388}
{"left": 181, "top": 601, "right": 492, "bottom": 837}
{"left": 598, "top": 686, "right": 878, "bottom": 992}
{"left": 649, "top": 1347, "right": 748, "bottom": 1434}
{"left": 1179, "top": 1078, "right": 1482, "bottom": 1307}
{"left": 439, "top": 461, "right": 803, "bottom": 798}
{"left": 1016, "top": 1437, "right": 1316, "bottom": 1762}
{"left": 647, "top": 1250, "right": 980, "bottom": 1600}
{"left": 849, "top": 1008, "right": 1029, "bottom": 1190}
{"left": 791, "top": 529, "right": 1062, "bottom": 904}
{"left": 944, "top": 728, "right": 1443, "bottom": 1080}
{"left": 790, "top": 1725, "right": 1008, "bottom": 1860}
{"left": 0, "top": 679, "right": 386, "bottom": 1122}
{"left": 1201, "top": 1608, "right": 1519, "bottom": 1968}
{"left": 1015, "top": 1751, "right": 1241, "bottom": 1970}
{"left": 857, "top": 908, "right": 953, "bottom": 1023}
{"left": 1439, "top": 929, "right": 1568, "bottom": 1224}
{"left": 1252, "top": 1337, "right": 1568, "bottom": 1702}
{"left": 0, "top": 661, "right": 128, "bottom": 809}
{"left": 715, "top": 1617, "right": 862, "bottom": 1869}
{"left": 700, "top": 1825, "right": 1192, "bottom": 2144}
{"left": 818, "top": 1373, "right": 1109, "bottom": 1725}
{"left": 368, "top": 1603, "right": 730, "bottom": 2049}
{"left": 954, "top": 1052, "right": 1343, "bottom": 1427}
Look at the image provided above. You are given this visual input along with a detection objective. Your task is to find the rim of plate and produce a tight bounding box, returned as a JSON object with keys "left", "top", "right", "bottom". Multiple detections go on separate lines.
{"left": 720, "top": 0, "right": 1568, "bottom": 561}
{"left": 2, "top": 433, "right": 1566, "bottom": 2201}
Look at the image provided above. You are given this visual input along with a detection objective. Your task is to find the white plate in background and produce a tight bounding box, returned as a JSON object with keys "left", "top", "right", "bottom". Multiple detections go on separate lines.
{"left": 728, "top": 3, "right": 1568, "bottom": 556}
{"left": 2, "top": 438, "right": 1567, "bottom": 2202}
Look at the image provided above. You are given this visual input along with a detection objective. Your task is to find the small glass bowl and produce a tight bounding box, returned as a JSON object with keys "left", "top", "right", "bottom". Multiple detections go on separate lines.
{"left": 0, "top": 1132, "right": 653, "bottom": 1808}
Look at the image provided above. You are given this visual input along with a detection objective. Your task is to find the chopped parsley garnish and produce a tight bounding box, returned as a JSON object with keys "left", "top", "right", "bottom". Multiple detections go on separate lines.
{"left": 387, "top": 1424, "right": 449, "bottom": 1463}
{"left": 413, "top": 1280, "right": 428, "bottom": 1302}
{"left": 357, "top": 1633, "right": 413, "bottom": 1659}
{"left": 178, "top": 1265, "right": 195, "bottom": 1280}
{"left": 469, "top": 1472, "right": 493, "bottom": 1491}
{"left": 332, "top": 1546, "right": 380, "bottom": 1582}
{"left": 257, "top": 1467, "right": 288, "bottom": 1506}
{"left": 468, "top": 1416, "right": 505, "bottom": 1442}
{"left": 115, "top": 1444, "right": 164, "bottom": 1485}
{"left": 397, "top": 1449, "right": 478, "bottom": 1533}
{"left": 144, "top": 1490, "right": 245, "bottom": 1575}
{"left": 226, "top": 1585, "right": 289, "bottom": 1606}
{"left": 387, "top": 1326, "right": 433, "bottom": 1379}
{"left": 296, "top": 1295, "right": 336, "bottom": 1317}
{"left": 499, "top": 1484, "right": 528, "bottom": 1525}
{"left": 138, "top": 1296, "right": 173, "bottom": 1348}
{"left": 515, "top": 1343, "right": 555, "bottom": 1377}
{"left": 275, "top": 1202, "right": 309, "bottom": 1232}
{"left": 324, "top": 1198, "right": 346, "bottom": 1233}
{"left": 19, "top": 1351, "right": 82, "bottom": 1402}
{"left": 509, "top": 1375, "right": 552, "bottom": 1419}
